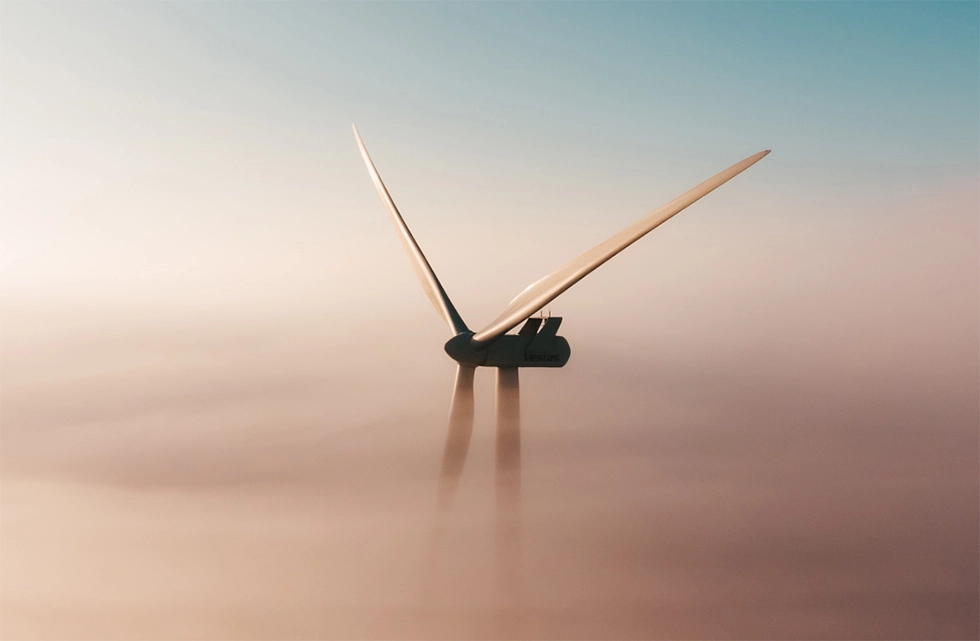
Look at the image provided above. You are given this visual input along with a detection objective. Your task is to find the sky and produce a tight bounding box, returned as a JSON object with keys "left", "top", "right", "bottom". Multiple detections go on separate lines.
{"left": 1, "top": 2, "right": 978, "bottom": 639}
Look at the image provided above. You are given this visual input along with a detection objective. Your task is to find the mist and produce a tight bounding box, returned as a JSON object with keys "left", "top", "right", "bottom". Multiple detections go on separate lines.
{"left": 2, "top": 180, "right": 977, "bottom": 639}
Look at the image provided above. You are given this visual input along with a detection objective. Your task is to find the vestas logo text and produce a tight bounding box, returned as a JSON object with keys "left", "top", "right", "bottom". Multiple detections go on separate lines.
{"left": 524, "top": 352, "right": 560, "bottom": 363}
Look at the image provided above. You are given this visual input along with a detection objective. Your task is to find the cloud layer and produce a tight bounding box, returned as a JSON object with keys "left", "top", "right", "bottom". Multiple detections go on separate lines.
{"left": 3, "top": 200, "right": 976, "bottom": 638}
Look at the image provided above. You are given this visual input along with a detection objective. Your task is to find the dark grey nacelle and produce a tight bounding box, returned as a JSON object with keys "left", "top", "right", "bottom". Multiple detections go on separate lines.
{"left": 444, "top": 317, "right": 570, "bottom": 368}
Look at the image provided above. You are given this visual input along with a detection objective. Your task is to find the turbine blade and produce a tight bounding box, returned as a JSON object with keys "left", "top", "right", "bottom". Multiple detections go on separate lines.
{"left": 472, "top": 149, "right": 771, "bottom": 343}
{"left": 437, "top": 365, "right": 476, "bottom": 513}
{"left": 495, "top": 367, "right": 521, "bottom": 599}
{"left": 353, "top": 125, "right": 468, "bottom": 335}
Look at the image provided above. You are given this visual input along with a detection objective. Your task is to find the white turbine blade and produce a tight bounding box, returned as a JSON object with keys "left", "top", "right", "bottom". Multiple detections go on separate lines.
{"left": 472, "top": 149, "right": 771, "bottom": 343}
{"left": 438, "top": 365, "right": 476, "bottom": 513}
{"left": 353, "top": 125, "right": 468, "bottom": 335}
{"left": 428, "top": 365, "right": 476, "bottom": 574}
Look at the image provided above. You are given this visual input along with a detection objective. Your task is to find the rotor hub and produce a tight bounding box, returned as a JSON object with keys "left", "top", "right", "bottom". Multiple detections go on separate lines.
{"left": 444, "top": 332, "right": 487, "bottom": 367}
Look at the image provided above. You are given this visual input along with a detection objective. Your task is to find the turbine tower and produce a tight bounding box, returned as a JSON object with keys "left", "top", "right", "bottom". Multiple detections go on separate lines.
{"left": 353, "top": 125, "right": 769, "bottom": 578}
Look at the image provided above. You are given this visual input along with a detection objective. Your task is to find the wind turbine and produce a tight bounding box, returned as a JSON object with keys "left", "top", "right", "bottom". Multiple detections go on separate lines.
{"left": 353, "top": 125, "right": 769, "bottom": 562}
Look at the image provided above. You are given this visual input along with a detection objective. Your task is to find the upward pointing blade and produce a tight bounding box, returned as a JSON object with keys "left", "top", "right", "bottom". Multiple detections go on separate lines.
{"left": 353, "top": 125, "right": 468, "bottom": 336}
{"left": 472, "top": 149, "right": 771, "bottom": 343}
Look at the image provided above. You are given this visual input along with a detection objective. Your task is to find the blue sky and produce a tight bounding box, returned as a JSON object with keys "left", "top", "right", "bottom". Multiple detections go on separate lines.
{"left": 5, "top": 1, "right": 977, "bottom": 181}
{"left": 2, "top": 2, "right": 976, "bottom": 305}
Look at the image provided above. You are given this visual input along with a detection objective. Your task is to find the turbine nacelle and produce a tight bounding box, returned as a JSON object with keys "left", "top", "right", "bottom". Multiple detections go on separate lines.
{"left": 444, "top": 317, "right": 571, "bottom": 368}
